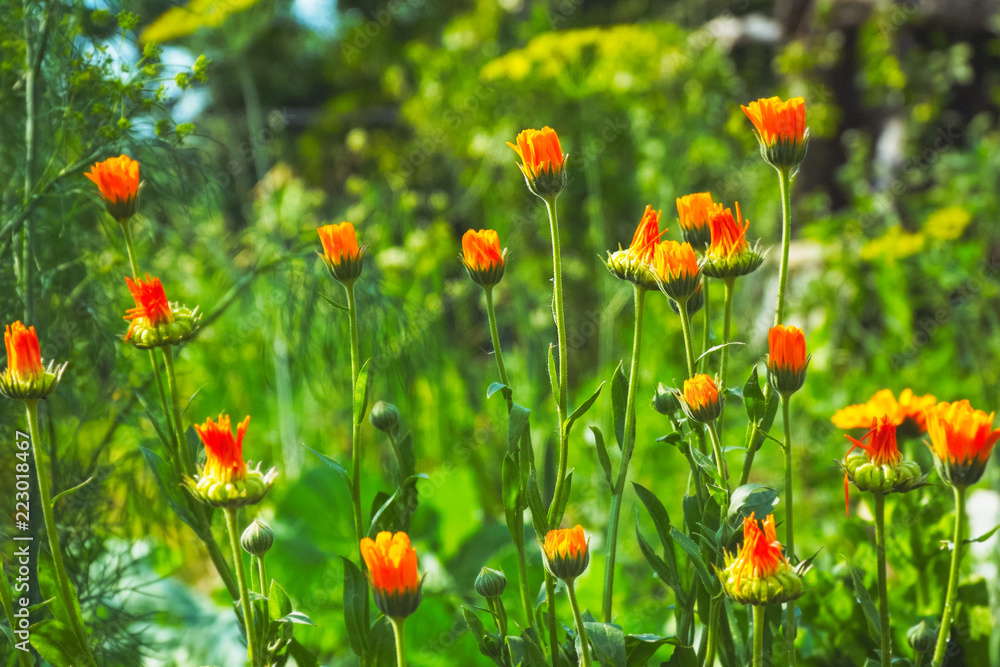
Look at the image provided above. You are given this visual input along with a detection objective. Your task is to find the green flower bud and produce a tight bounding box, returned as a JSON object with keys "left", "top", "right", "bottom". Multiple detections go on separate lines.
{"left": 474, "top": 567, "right": 507, "bottom": 599}
{"left": 241, "top": 519, "right": 275, "bottom": 557}
{"left": 370, "top": 401, "right": 401, "bottom": 434}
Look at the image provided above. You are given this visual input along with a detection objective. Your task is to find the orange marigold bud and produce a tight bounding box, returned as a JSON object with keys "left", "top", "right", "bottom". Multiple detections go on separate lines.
{"left": 318, "top": 222, "right": 365, "bottom": 285}
{"left": 85, "top": 154, "right": 143, "bottom": 223}
{"left": 767, "top": 325, "right": 809, "bottom": 395}
{"left": 840, "top": 417, "right": 925, "bottom": 515}
{"left": 361, "top": 531, "right": 422, "bottom": 619}
{"left": 741, "top": 96, "right": 810, "bottom": 171}
{"left": 542, "top": 525, "right": 589, "bottom": 581}
{"left": 676, "top": 192, "right": 715, "bottom": 251}
{"left": 925, "top": 400, "right": 1000, "bottom": 487}
{"left": 507, "top": 127, "right": 567, "bottom": 199}
{"left": 680, "top": 374, "right": 722, "bottom": 423}
{"left": 653, "top": 240, "right": 701, "bottom": 302}
{"left": 123, "top": 275, "right": 200, "bottom": 350}
{"left": 606, "top": 205, "right": 665, "bottom": 291}
{"left": 717, "top": 513, "right": 805, "bottom": 606}
{"left": 461, "top": 229, "right": 507, "bottom": 288}
{"left": 0, "top": 322, "right": 66, "bottom": 400}
{"left": 187, "top": 414, "right": 277, "bottom": 507}
{"left": 702, "top": 203, "right": 764, "bottom": 279}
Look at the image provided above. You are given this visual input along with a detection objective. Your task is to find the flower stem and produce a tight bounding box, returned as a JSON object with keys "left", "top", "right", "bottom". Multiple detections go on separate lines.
{"left": 706, "top": 421, "right": 728, "bottom": 499}
{"left": 874, "top": 493, "right": 891, "bottom": 666}
{"left": 700, "top": 275, "right": 711, "bottom": 373}
{"left": 567, "top": 579, "right": 592, "bottom": 667}
{"left": 932, "top": 484, "right": 967, "bottom": 667}
{"left": 782, "top": 396, "right": 796, "bottom": 666}
{"left": 678, "top": 297, "right": 696, "bottom": 378}
{"left": 225, "top": 508, "right": 260, "bottom": 667}
{"left": 391, "top": 617, "right": 407, "bottom": 667}
{"left": 120, "top": 222, "right": 141, "bottom": 280}
{"left": 719, "top": 277, "right": 736, "bottom": 394}
{"left": 753, "top": 605, "right": 765, "bottom": 667}
{"left": 546, "top": 573, "right": 559, "bottom": 667}
{"left": 24, "top": 399, "right": 96, "bottom": 665}
{"left": 703, "top": 597, "right": 720, "bottom": 667}
{"left": 774, "top": 167, "right": 792, "bottom": 327}
{"left": 544, "top": 194, "right": 571, "bottom": 530}
{"left": 161, "top": 346, "right": 194, "bottom": 477}
{"left": 602, "top": 285, "right": 646, "bottom": 623}
{"left": 484, "top": 286, "right": 513, "bottom": 413}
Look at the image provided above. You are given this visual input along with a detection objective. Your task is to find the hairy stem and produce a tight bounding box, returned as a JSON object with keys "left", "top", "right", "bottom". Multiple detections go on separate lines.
{"left": 484, "top": 286, "right": 513, "bottom": 413}
{"left": 774, "top": 167, "right": 792, "bottom": 326}
{"left": 567, "top": 580, "right": 592, "bottom": 667}
{"left": 678, "top": 297, "right": 697, "bottom": 378}
{"left": 875, "top": 493, "right": 891, "bottom": 666}
{"left": 391, "top": 617, "right": 407, "bottom": 667}
{"left": 752, "top": 605, "right": 765, "bottom": 667}
{"left": 932, "top": 485, "right": 967, "bottom": 667}
{"left": 545, "top": 194, "right": 571, "bottom": 529}
{"left": 225, "top": 508, "right": 260, "bottom": 666}
{"left": 700, "top": 276, "right": 711, "bottom": 373}
{"left": 782, "top": 396, "right": 796, "bottom": 666}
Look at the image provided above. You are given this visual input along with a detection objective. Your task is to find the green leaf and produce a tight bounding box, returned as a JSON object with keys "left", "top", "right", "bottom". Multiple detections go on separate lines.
{"left": 965, "top": 522, "right": 1000, "bottom": 544}
{"left": 369, "top": 616, "right": 398, "bottom": 667}
{"left": 635, "top": 523, "right": 683, "bottom": 596}
{"left": 279, "top": 611, "right": 315, "bottom": 625}
{"left": 548, "top": 344, "right": 559, "bottom": 404}
{"left": 521, "top": 627, "right": 549, "bottom": 667}
{"left": 633, "top": 483, "right": 673, "bottom": 550}
{"left": 341, "top": 557, "right": 370, "bottom": 656}
{"left": 664, "top": 643, "right": 699, "bottom": 666}
{"left": 549, "top": 470, "right": 573, "bottom": 528}
{"left": 742, "top": 366, "right": 765, "bottom": 423}
{"left": 670, "top": 527, "right": 714, "bottom": 589}
{"left": 592, "top": 426, "right": 614, "bottom": 488}
{"left": 526, "top": 470, "right": 549, "bottom": 545}
{"left": 502, "top": 452, "right": 524, "bottom": 550}
{"left": 564, "top": 381, "right": 605, "bottom": 434}
{"left": 286, "top": 638, "right": 319, "bottom": 667}
{"left": 611, "top": 361, "right": 627, "bottom": 448}
{"left": 268, "top": 580, "right": 293, "bottom": 622}
{"left": 507, "top": 404, "right": 531, "bottom": 454}
{"left": 487, "top": 382, "right": 509, "bottom": 399}
{"left": 726, "top": 485, "right": 779, "bottom": 529}
{"left": 368, "top": 490, "right": 399, "bottom": 537}
{"left": 354, "top": 358, "right": 372, "bottom": 426}
{"left": 689, "top": 446, "right": 722, "bottom": 486}
{"left": 463, "top": 607, "right": 504, "bottom": 666}
{"left": 29, "top": 619, "right": 94, "bottom": 667}
{"left": 139, "top": 446, "right": 204, "bottom": 537}
{"left": 624, "top": 633, "right": 679, "bottom": 665}
{"left": 583, "top": 621, "right": 626, "bottom": 667}
{"left": 695, "top": 341, "right": 745, "bottom": 364}
{"left": 847, "top": 562, "right": 881, "bottom": 643}
{"left": 319, "top": 291, "right": 349, "bottom": 310}
{"left": 306, "top": 446, "right": 353, "bottom": 493}
{"left": 51, "top": 477, "right": 95, "bottom": 507}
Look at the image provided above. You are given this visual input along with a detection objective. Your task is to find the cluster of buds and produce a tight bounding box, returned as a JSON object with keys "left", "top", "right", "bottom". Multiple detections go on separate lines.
{"left": 700, "top": 203, "right": 765, "bottom": 280}
{"left": 717, "top": 513, "right": 807, "bottom": 606}
{"left": 541, "top": 525, "right": 590, "bottom": 582}
{"left": 677, "top": 374, "right": 723, "bottom": 424}
{"left": 840, "top": 417, "right": 926, "bottom": 514}
{"left": 925, "top": 400, "right": 1000, "bottom": 488}
{"left": 605, "top": 205, "right": 664, "bottom": 291}
{"left": 741, "top": 96, "right": 810, "bottom": 173}
{"left": 318, "top": 222, "right": 366, "bottom": 286}
{"left": 185, "top": 414, "right": 277, "bottom": 508}
{"left": 0, "top": 322, "right": 67, "bottom": 400}
{"left": 361, "top": 531, "right": 423, "bottom": 620}
{"left": 123, "top": 275, "right": 201, "bottom": 349}
{"left": 461, "top": 229, "right": 508, "bottom": 289}
{"left": 767, "top": 325, "right": 809, "bottom": 396}
{"left": 507, "top": 127, "right": 567, "bottom": 200}
{"left": 85, "top": 154, "right": 143, "bottom": 224}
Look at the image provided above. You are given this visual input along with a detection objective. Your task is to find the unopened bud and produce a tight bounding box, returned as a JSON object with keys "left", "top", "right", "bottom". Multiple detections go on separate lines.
{"left": 475, "top": 567, "right": 507, "bottom": 599}
{"left": 241, "top": 519, "right": 274, "bottom": 557}
{"left": 370, "top": 401, "right": 400, "bottom": 433}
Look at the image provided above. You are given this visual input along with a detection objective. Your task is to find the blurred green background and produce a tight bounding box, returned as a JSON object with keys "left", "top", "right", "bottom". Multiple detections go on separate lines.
{"left": 1, "top": 0, "right": 999, "bottom": 664}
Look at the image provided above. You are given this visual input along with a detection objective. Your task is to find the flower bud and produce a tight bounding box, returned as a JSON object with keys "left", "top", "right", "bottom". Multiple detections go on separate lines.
{"left": 700, "top": 203, "right": 765, "bottom": 280}
{"left": 839, "top": 417, "right": 927, "bottom": 515}
{"left": 652, "top": 383, "right": 681, "bottom": 415}
{"left": 241, "top": 519, "right": 275, "bottom": 557}
{"left": 542, "top": 525, "right": 590, "bottom": 582}
{"left": 474, "top": 567, "right": 507, "bottom": 599}
{"left": 507, "top": 127, "right": 567, "bottom": 200}
{"left": 717, "top": 513, "right": 807, "bottom": 606}
{"left": 85, "top": 155, "right": 143, "bottom": 223}
{"left": 605, "top": 206, "right": 663, "bottom": 291}
{"left": 741, "top": 96, "right": 810, "bottom": 172}
{"left": 925, "top": 400, "right": 1000, "bottom": 488}
{"left": 318, "top": 222, "right": 365, "bottom": 286}
{"left": 370, "top": 401, "right": 401, "bottom": 434}
{"left": 767, "top": 325, "right": 809, "bottom": 396}
{"left": 0, "top": 322, "right": 67, "bottom": 400}
{"left": 907, "top": 620, "right": 936, "bottom": 654}
{"left": 679, "top": 374, "right": 723, "bottom": 424}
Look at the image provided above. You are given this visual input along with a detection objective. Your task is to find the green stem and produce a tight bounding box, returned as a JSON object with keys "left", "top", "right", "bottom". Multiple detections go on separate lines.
{"left": 932, "top": 485, "right": 967, "bottom": 667}
{"left": 704, "top": 597, "right": 720, "bottom": 667}
{"left": 678, "top": 297, "right": 697, "bottom": 378}
{"left": 544, "top": 194, "right": 570, "bottom": 529}
{"left": 874, "top": 493, "right": 891, "bottom": 666}
{"left": 602, "top": 285, "right": 646, "bottom": 623}
{"left": 515, "top": 530, "right": 534, "bottom": 629}
{"left": 774, "top": 167, "right": 792, "bottom": 326}
{"left": 161, "top": 347, "right": 194, "bottom": 476}
{"left": 752, "top": 605, "right": 765, "bottom": 667}
{"left": 700, "top": 275, "right": 711, "bottom": 373}
{"left": 567, "top": 579, "right": 592, "bottom": 667}
{"left": 24, "top": 400, "right": 95, "bottom": 665}
{"left": 706, "top": 421, "right": 728, "bottom": 499}
{"left": 225, "top": 508, "right": 260, "bottom": 667}
{"left": 0, "top": 564, "right": 32, "bottom": 667}
{"left": 391, "top": 617, "right": 407, "bottom": 667}
{"left": 121, "top": 222, "right": 141, "bottom": 280}
{"left": 782, "top": 397, "right": 796, "bottom": 666}
{"left": 546, "top": 573, "right": 559, "bottom": 667}
{"left": 484, "top": 286, "right": 513, "bottom": 413}
{"left": 719, "top": 277, "right": 735, "bottom": 393}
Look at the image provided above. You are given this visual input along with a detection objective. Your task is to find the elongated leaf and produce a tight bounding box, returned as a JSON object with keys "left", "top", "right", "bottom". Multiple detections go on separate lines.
{"left": 139, "top": 447, "right": 203, "bottom": 537}
{"left": 368, "top": 490, "right": 399, "bottom": 537}
{"left": 611, "top": 361, "right": 627, "bottom": 448}
{"left": 742, "top": 366, "right": 765, "bottom": 423}
{"left": 565, "top": 381, "right": 605, "bottom": 434}
{"left": 369, "top": 616, "right": 397, "bottom": 667}
{"left": 624, "top": 633, "right": 679, "bottom": 665}
{"left": 847, "top": 562, "right": 881, "bottom": 642}
{"left": 354, "top": 359, "right": 372, "bottom": 426}
{"left": 665, "top": 643, "right": 699, "bottom": 666}
{"left": 507, "top": 404, "right": 531, "bottom": 454}
{"left": 965, "top": 522, "right": 1000, "bottom": 544}
{"left": 526, "top": 470, "right": 549, "bottom": 543}
{"left": 635, "top": 523, "right": 682, "bottom": 595}
{"left": 51, "top": 477, "right": 95, "bottom": 507}
{"left": 320, "top": 291, "right": 348, "bottom": 310}
{"left": 670, "top": 527, "right": 714, "bottom": 589}
{"left": 487, "top": 382, "right": 509, "bottom": 399}
{"left": 726, "top": 484, "right": 779, "bottom": 528}
{"left": 286, "top": 638, "right": 319, "bottom": 666}
{"left": 549, "top": 470, "right": 573, "bottom": 528}
{"left": 306, "top": 446, "right": 352, "bottom": 492}
{"left": 547, "top": 344, "right": 559, "bottom": 403}
{"left": 695, "top": 341, "right": 745, "bottom": 364}
{"left": 268, "top": 580, "right": 292, "bottom": 621}
{"left": 689, "top": 446, "right": 722, "bottom": 486}
{"left": 279, "top": 611, "right": 315, "bottom": 625}
{"left": 502, "top": 452, "right": 524, "bottom": 550}
{"left": 633, "top": 483, "right": 673, "bottom": 550}
{"left": 592, "top": 425, "right": 614, "bottom": 488}
{"left": 583, "top": 621, "right": 626, "bottom": 667}
{"left": 30, "top": 619, "right": 94, "bottom": 667}
{"left": 341, "top": 557, "right": 370, "bottom": 656}
{"left": 135, "top": 390, "right": 174, "bottom": 451}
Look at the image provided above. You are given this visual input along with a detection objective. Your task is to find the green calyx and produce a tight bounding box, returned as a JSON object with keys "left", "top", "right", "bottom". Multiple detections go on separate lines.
{"left": 125, "top": 304, "right": 201, "bottom": 350}
{"left": 186, "top": 463, "right": 278, "bottom": 508}
{"left": 605, "top": 248, "right": 658, "bottom": 291}
{"left": 842, "top": 452, "right": 927, "bottom": 496}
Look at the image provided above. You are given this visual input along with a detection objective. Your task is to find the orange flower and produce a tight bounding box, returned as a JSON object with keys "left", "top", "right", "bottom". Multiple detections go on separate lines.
{"left": 925, "top": 400, "right": 1000, "bottom": 487}
{"left": 628, "top": 205, "right": 663, "bottom": 264}
{"left": 676, "top": 192, "right": 715, "bottom": 250}
{"left": 831, "top": 388, "right": 936, "bottom": 434}
{"left": 682, "top": 374, "right": 722, "bottom": 423}
{"left": 507, "top": 127, "right": 567, "bottom": 198}
{"left": 845, "top": 417, "right": 902, "bottom": 468}
{"left": 741, "top": 97, "right": 809, "bottom": 170}
{"left": 124, "top": 275, "right": 174, "bottom": 340}
{"left": 729, "top": 513, "right": 787, "bottom": 593}
{"left": 653, "top": 241, "right": 700, "bottom": 301}
{"left": 361, "top": 531, "right": 422, "bottom": 618}
{"left": 840, "top": 416, "right": 925, "bottom": 514}
{"left": 768, "top": 325, "right": 808, "bottom": 394}
{"left": 194, "top": 414, "right": 250, "bottom": 484}
{"left": 85, "top": 155, "right": 142, "bottom": 221}
{"left": 3, "top": 322, "right": 44, "bottom": 383}
{"left": 606, "top": 205, "right": 665, "bottom": 290}
{"left": 318, "top": 222, "right": 364, "bottom": 284}
{"left": 461, "top": 229, "right": 507, "bottom": 288}
{"left": 543, "top": 525, "right": 590, "bottom": 581}
{"left": 702, "top": 202, "right": 764, "bottom": 279}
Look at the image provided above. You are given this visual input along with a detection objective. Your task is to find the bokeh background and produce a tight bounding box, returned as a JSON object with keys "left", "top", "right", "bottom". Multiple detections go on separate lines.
{"left": 1, "top": 0, "right": 999, "bottom": 664}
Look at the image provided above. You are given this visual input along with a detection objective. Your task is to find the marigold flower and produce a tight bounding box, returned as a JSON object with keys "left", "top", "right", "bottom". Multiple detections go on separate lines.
{"left": 767, "top": 325, "right": 809, "bottom": 395}
{"left": 741, "top": 96, "right": 810, "bottom": 170}
{"left": 831, "top": 388, "right": 936, "bottom": 436}
{"left": 187, "top": 413, "right": 277, "bottom": 507}
{"left": 0, "top": 322, "right": 67, "bottom": 400}
{"left": 361, "top": 531, "right": 422, "bottom": 619}
{"left": 461, "top": 229, "right": 507, "bottom": 288}
{"left": 840, "top": 416, "right": 925, "bottom": 515}
{"left": 702, "top": 202, "right": 764, "bottom": 279}
{"left": 676, "top": 192, "right": 715, "bottom": 250}
{"left": 123, "top": 275, "right": 200, "bottom": 350}
{"left": 85, "top": 154, "right": 142, "bottom": 222}
{"left": 318, "top": 222, "right": 365, "bottom": 285}
{"left": 680, "top": 374, "right": 722, "bottom": 423}
{"left": 717, "top": 513, "right": 804, "bottom": 606}
{"left": 542, "top": 524, "right": 589, "bottom": 581}
{"left": 925, "top": 400, "right": 1000, "bottom": 487}
{"left": 606, "top": 205, "right": 665, "bottom": 291}
{"left": 652, "top": 240, "right": 701, "bottom": 302}
{"left": 507, "top": 127, "right": 567, "bottom": 199}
